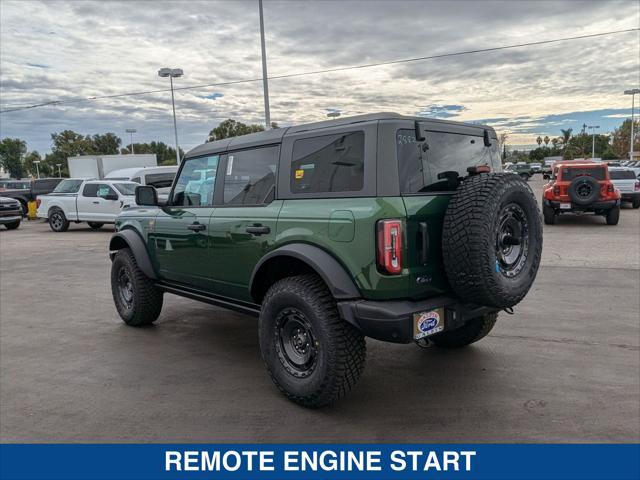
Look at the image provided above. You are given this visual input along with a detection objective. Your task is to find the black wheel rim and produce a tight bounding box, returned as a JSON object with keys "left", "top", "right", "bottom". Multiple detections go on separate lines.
{"left": 576, "top": 181, "right": 593, "bottom": 199}
{"left": 116, "top": 266, "right": 134, "bottom": 310}
{"left": 274, "top": 308, "right": 317, "bottom": 378}
{"left": 50, "top": 213, "right": 63, "bottom": 230}
{"left": 496, "top": 203, "right": 529, "bottom": 278}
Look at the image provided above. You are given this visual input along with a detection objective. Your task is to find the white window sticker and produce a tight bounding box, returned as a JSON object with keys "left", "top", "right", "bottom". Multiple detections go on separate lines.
{"left": 226, "top": 156, "right": 234, "bottom": 175}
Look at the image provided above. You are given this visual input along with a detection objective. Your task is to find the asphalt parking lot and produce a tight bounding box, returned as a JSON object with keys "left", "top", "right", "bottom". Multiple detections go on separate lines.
{"left": 1, "top": 176, "right": 639, "bottom": 443}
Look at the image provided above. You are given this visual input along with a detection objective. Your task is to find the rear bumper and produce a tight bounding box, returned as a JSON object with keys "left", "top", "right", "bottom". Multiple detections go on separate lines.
{"left": 337, "top": 296, "right": 498, "bottom": 344}
{"left": 544, "top": 198, "right": 620, "bottom": 211}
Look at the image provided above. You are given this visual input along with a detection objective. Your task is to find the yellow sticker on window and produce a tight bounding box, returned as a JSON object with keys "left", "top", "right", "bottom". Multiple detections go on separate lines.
{"left": 295, "top": 169, "right": 304, "bottom": 179}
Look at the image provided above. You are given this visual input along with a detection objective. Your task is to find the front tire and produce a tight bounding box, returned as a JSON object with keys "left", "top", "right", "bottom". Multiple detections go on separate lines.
{"left": 88, "top": 222, "right": 104, "bottom": 230}
{"left": 606, "top": 206, "right": 620, "bottom": 225}
{"left": 48, "top": 208, "right": 69, "bottom": 232}
{"left": 4, "top": 220, "right": 20, "bottom": 230}
{"left": 259, "top": 274, "right": 366, "bottom": 408}
{"left": 110, "top": 248, "right": 163, "bottom": 326}
{"left": 431, "top": 313, "right": 498, "bottom": 348}
{"left": 632, "top": 198, "right": 640, "bottom": 209}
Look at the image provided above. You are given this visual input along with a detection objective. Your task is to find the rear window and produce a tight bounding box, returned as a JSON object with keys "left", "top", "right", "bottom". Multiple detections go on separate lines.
{"left": 145, "top": 172, "right": 175, "bottom": 188}
{"left": 291, "top": 132, "right": 364, "bottom": 194}
{"left": 560, "top": 167, "right": 606, "bottom": 181}
{"left": 53, "top": 179, "right": 83, "bottom": 193}
{"left": 609, "top": 170, "right": 637, "bottom": 180}
{"left": 397, "top": 129, "right": 500, "bottom": 193}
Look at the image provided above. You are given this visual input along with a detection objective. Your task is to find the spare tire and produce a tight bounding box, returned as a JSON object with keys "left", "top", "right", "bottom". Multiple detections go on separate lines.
{"left": 568, "top": 176, "right": 599, "bottom": 206}
{"left": 442, "top": 173, "right": 542, "bottom": 309}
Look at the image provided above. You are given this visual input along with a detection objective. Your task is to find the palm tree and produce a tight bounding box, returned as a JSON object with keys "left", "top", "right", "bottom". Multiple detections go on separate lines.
{"left": 560, "top": 128, "right": 573, "bottom": 148}
{"left": 536, "top": 136, "right": 542, "bottom": 147}
{"left": 544, "top": 136, "right": 550, "bottom": 147}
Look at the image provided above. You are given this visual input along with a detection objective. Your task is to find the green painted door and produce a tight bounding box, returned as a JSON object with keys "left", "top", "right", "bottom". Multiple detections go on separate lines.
{"left": 208, "top": 146, "right": 281, "bottom": 302}
{"left": 150, "top": 154, "right": 219, "bottom": 289}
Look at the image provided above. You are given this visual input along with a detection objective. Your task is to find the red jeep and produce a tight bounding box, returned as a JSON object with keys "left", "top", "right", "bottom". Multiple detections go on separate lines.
{"left": 542, "top": 161, "right": 621, "bottom": 225}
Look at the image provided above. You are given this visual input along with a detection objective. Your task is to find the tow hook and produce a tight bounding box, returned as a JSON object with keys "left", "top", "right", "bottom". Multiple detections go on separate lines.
{"left": 415, "top": 337, "right": 434, "bottom": 348}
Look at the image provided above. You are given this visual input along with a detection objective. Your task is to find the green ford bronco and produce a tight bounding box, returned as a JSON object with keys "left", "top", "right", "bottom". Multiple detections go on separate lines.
{"left": 109, "top": 113, "right": 543, "bottom": 407}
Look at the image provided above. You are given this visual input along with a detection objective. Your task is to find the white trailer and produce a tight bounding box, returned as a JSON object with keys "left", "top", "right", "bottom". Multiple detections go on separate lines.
{"left": 67, "top": 154, "right": 157, "bottom": 179}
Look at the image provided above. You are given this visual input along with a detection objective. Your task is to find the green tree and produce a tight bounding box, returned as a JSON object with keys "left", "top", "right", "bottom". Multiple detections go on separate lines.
{"left": 92, "top": 133, "right": 121, "bottom": 154}
{"left": 207, "top": 119, "right": 265, "bottom": 142}
{"left": 0, "top": 138, "right": 27, "bottom": 178}
{"left": 560, "top": 128, "right": 573, "bottom": 147}
{"left": 120, "top": 141, "right": 183, "bottom": 165}
{"left": 611, "top": 119, "right": 640, "bottom": 159}
{"left": 23, "top": 151, "right": 44, "bottom": 177}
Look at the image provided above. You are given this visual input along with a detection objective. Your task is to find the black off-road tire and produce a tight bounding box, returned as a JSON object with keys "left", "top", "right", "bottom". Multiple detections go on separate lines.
{"left": 442, "top": 173, "right": 543, "bottom": 309}
{"left": 605, "top": 206, "right": 620, "bottom": 225}
{"left": 632, "top": 198, "right": 640, "bottom": 209}
{"left": 110, "top": 248, "right": 163, "bottom": 326}
{"left": 4, "top": 220, "right": 20, "bottom": 230}
{"left": 542, "top": 203, "right": 556, "bottom": 225}
{"left": 431, "top": 313, "right": 498, "bottom": 348}
{"left": 259, "top": 274, "right": 366, "bottom": 408}
{"left": 88, "top": 222, "right": 104, "bottom": 230}
{"left": 568, "top": 176, "right": 599, "bottom": 206}
{"left": 48, "top": 208, "right": 69, "bottom": 232}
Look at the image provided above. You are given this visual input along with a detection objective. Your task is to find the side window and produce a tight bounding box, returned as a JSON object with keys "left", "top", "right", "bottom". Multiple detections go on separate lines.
{"left": 96, "top": 184, "right": 116, "bottom": 198}
{"left": 82, "top": 184, "right": 99, "bottom": 197}
{"left": 291, "top": 132, "right": 364, "bottom": 194}
{"left": 171, "top": 155, "right": 219, "bottom": 207}
{"left": 223, "top": 146, "right": 278, "bottom": 205}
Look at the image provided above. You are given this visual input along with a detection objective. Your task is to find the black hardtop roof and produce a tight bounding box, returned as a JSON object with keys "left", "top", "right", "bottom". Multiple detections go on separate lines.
{"left": 186, "top": 112, "right": 495, "bottom": 158}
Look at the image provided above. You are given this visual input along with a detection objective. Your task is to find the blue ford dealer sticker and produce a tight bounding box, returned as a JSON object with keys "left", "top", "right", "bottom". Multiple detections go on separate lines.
{"left": 413, "top": 309, "right": 444, "bottom": 340}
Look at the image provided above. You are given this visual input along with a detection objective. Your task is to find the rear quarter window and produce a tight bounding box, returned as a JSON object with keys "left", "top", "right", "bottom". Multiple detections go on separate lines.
{"left": 290, "top": 131, "right": 364, "bottom": 194}
{"left": 609, "top": 170, "right": 636, "bottom": 180}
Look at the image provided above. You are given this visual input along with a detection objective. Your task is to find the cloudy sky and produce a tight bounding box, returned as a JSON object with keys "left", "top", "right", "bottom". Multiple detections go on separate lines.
{"left": 1, "top": 0, "right": 639, "bottom": 154}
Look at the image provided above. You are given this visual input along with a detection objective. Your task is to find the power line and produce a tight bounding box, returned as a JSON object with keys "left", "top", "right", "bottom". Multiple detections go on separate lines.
{"left": 1, "top": 27, "right": 637, "bottom": 114}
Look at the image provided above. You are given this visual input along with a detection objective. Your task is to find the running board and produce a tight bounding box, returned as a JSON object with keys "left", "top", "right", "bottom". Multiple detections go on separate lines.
{"left": 156, "top": 282, "right": 261, "bottom": 317}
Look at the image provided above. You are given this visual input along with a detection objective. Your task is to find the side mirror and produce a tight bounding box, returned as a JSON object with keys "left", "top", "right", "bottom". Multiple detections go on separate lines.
{"left": 135, "top": 185, "right": 158, "bottom": 206}
{"left": 104, "top": 192, "right": 118, "bottom": 201}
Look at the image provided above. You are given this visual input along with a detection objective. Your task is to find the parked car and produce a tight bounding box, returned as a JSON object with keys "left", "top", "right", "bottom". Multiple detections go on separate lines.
{"left": 529, "top": 162, "right": 542, "bottom": 173}
{"left": 0, "top": 196, "right": 22, "bottom": 230}
{"left": 108, "top": 113, "right": 543, "bottom": 407}
{"left": 105, "top": 165, "right": 178, "bottom": 201}
{"left": 36, "top": 179, "right": 138, "bottom": 232}
{"left": 0, "top": 178, "right": 62, "bottom": 215}
{"left": 504, "top": 163, "right": 532, "bottom": 180}
{"left": 542, "top": 161, "right": 621, "bottom": 225}
{"left": 608, "top": 167, "right": 640, "bottom": 208}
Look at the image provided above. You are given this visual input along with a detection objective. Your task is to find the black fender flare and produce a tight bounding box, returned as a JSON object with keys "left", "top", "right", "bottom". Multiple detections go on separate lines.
{"left": 109, "top": 229, "right": 157, "bottom": 279}
{"left": 249, "top": 243, "right": 361, "bottom": 301}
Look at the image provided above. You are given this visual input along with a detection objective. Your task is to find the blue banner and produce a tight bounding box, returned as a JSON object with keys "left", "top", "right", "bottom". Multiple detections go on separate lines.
{"left": 1, "top": 444, "right": 638, "bottom": 480}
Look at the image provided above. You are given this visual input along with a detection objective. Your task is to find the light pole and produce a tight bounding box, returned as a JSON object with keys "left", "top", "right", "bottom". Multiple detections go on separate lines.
{"left": 55, "top": 163, "right": 62, "bottom": 178}
{"left": 587, "top": 125, "right": 600, "bottom": 159}
{"left": 624, "top": 89, "right": 640, "bottom": 160}
{"left": 33, "top": 160, "right": 41, "bottom": 179}
{"left": 125, "top": 128, "right": 137, "bottom": 154}
{"left": 158, "top": 67, "right": 183, "bottom": 164}
{"left": 258, "top": 0, "right": 271, "bottom": 129}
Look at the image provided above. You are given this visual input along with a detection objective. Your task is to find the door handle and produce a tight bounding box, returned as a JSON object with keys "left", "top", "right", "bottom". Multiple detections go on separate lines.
{"left": 92, "top": 201, "right": 100, "bottom": 204}
{"left": 245, "top": 224, "right": 270, "bottom": 236}
{"left": 187, "top": 222, "right": 206, "bottom": 232}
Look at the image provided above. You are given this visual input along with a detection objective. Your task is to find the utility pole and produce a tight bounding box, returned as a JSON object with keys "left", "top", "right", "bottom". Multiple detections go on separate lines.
{"left": 158, "top": 68, "right": 184, "bottom": 165}
{"left": 588, "top": 125, "right": 600, "bottom": 159}
{"left": 258, "top": 0, "right": 271, "bottom": 129}
{"left": 625, "top": 89, "right": 640, "bottom": 159}
{"left": 126, "top": 129, "right": 137, "bottom": 154}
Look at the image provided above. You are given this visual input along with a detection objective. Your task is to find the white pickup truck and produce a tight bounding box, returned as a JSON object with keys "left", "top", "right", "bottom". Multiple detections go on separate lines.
{"left": 609, "top": 167, "right": 640, "bottom": 209}
{"left": 36, "top": 178, "right": 139, "bottom": 232}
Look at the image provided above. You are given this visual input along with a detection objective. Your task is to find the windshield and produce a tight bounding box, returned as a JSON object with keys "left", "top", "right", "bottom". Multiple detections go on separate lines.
{"left": 112, "top": 183, "right": 137, "bottom": 195}
{"left": 397, "top": 129, "right": 500, "bottom": 193}
{"left": 53, "top": 179, "right": 84, "bottom": 193}
{"left": 609, "top": 170, "right": 637, "bottom": 180}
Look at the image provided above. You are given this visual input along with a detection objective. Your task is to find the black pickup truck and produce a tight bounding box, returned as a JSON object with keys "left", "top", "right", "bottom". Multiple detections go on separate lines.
{"left": 0, "top": 178, "right": 62, "bottom": 215}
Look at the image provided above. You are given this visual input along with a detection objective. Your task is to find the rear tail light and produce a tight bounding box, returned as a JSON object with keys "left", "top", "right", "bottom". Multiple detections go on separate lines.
{"left": 36, "top": 199, "right": 41, "bottom": 208}
{"left": 635, "top": 182, "right": 640, "bottom": 192}
{"left": 607, "top": 184, "right": 614, "bottom": 193}
{"left": 553, "top": 186, "right": 560, "bottom": 196}
{"left": 376, "top": 219, "right": 402, "bottom": 275}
